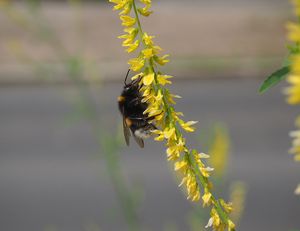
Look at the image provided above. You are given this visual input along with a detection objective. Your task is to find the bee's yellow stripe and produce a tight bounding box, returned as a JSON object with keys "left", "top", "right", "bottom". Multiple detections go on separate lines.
{"left": 118, "top": 96, "right": 125, "bottom": 102}
{"left": 125, "top": 118, "right": 132, "bottom": 127}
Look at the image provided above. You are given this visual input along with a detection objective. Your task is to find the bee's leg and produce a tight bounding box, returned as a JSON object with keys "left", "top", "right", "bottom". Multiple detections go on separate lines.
{"left": 130, "top": 76, "right": 142, "bottom": 86}
{"left": 128, "top": 97, "right": 141, "bottom": 105}
{"left": 147, "top": 111, "right": 164, "bottom": 121}
{"left": 127, "top": 117, "right": 147, "bottom": 121}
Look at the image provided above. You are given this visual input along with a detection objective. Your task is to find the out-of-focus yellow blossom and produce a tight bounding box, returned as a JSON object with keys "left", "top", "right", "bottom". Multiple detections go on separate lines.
{"left": 285, "top": 0, "right": 300, "bottom": 105}
{"left": 230, "top": 182, "right": 246, "bottom": 224}
{"left": 110, "top": 0, "right": 235, "bottom": 229}
{"left": 208, "top": 124, "right": 230, "bottom": 177}
{"left": 0, "top": 0, "right": 9, "bottom": 8}
{"left": 292, "top": 0, "right": 300, "bottom": 16}
{"left": 287, "top": 22, "right": 300, "bottom": 42}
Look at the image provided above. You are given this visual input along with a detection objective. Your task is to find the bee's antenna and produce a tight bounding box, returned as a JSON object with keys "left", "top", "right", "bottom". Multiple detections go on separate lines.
{"left": 124, "top": 69, "right": 130, "bottom": 86}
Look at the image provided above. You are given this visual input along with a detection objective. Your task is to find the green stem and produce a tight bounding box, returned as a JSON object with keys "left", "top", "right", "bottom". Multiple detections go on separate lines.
{"left": 132, "top": 0, "right": 144, "bottom": 40}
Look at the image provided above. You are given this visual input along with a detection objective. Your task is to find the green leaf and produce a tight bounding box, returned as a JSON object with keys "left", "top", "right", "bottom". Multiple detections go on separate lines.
{"left": 259, "top": 66, "right": 290, "bottom": 94}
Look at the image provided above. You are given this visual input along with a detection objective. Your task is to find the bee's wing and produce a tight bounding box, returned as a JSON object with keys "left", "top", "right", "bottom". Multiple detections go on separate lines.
{"left": 123, "top": 117, "right": 131, "bottom": 146}
{"left": 133, "top": 134, "right": 144, "bottom": 148}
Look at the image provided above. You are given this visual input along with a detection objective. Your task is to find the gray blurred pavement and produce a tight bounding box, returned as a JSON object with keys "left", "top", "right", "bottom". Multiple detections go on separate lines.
{"left": 0, "top": 79, "right": 300, "bottom": 231}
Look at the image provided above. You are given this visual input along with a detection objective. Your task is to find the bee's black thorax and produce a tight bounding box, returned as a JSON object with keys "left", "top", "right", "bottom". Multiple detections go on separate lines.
{"left": 118, "top": 75, "right": 157, "bottom": 148}
{"left": 118, "top": 82, "right": 147, "bottom": 118}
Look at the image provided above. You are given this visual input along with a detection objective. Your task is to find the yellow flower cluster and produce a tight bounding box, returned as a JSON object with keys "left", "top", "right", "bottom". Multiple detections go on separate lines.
{"left": 286, "top": 0, "right": 300, "bottom": 195}
{"left": 109, "top": 0, "right": 235, "bottom": 229}
{"left": 286, "top": 0, "right": 300, "bottom": 105}
{"left": 208, "top": 125, "right": 230, "bottom": 177}
{"left": 286, "top": 2, "right": 300, "bottom": 152}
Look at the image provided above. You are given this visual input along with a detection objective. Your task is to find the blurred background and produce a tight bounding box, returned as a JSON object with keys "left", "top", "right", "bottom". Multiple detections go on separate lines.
{"left": 0, "top": 0, "right": 299, "bottom": 231}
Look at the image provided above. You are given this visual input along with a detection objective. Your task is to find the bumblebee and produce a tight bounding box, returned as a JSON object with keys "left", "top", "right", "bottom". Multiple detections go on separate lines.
{"left": 118, "top": 70, "right": 156, "bottom": 148}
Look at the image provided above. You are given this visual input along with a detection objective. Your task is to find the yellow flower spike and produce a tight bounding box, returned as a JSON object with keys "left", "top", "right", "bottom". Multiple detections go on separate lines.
{"left": 128, "top": 57, "right": 145, "bottom": 71}
{"left": 143, "top": 72, "right": 155, "bottom": 85}
{"left": 111, "top": 0, "right": 235, "bottom": 229}
{"left": 120, "top": 15, "right": 136, "bottom": 27}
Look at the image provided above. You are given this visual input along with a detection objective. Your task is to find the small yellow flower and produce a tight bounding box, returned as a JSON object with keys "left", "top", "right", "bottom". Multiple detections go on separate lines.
{"left": 154, "top": 54, "right": 170, "bottom": 65}
{"left": 153, "top": 130, "right": 164, "bottom": 141}
{"left": 202, "top": 192, "right": 212, "bottom": 207}
{"left": 164, "top": 127, "right": 177, "bottom": 140}
{"left": 166, "top": 138, "right": 185, "bottom": 160}
{"left": 200, "top": 166, "right": 214, "bottom": 178}
{"left": 120, "top": 15, "right": 136, "bottom": 27}
{"left": 119, "top": 28, "right": 138, "bottom": 46}
{"left": 128, "top": 57, "right": 145, "bottom": 71}
{"left": 220, "top": 199, "right": 233, "bottom": 213}
{"left": 180, "top": 120, "right": 198, "bottom": 132}
{"left": 143, "top": 32, "right": 154, "bottom": 46}
{"left": 285, "top": 75, "right": 300, "bottom": 105}
{"left": 174, "top": 160, "right": 188, "bottom": 172}
{"left": 110, "top": 0, "right": 127, "bottom": 11}
{"left": 142, "top": 48, "right": 154, "bottom": 58}
{"left": 142, "top": 72, "right": 155, "bottom": 85}
{"left": 119, "top": 2, "right": 132, "bottom": 15}
{"left": 126, "top": 40, "right": 139, "bottom": 53}
{"left": 138, "top": 6, "right": 153, "bottom": 16}
{"left": 157, "top": 74, "right": 172, "bottom": 86}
